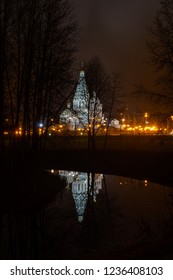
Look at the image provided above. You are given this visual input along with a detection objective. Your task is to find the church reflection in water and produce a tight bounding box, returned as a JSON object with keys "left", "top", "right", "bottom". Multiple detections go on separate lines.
{"left": 58, "top": 171, "right": 103, "bottom": 222}
{"left": 1, "top": 167, "right": 173, "bottom": 260}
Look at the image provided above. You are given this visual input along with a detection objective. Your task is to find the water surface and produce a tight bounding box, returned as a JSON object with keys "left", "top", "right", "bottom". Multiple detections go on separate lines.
{"left": 1, "top": 169, "right": 173, "bottom": 260}
{"left": 45, "top": 170, "right": 173, "bottom": 259}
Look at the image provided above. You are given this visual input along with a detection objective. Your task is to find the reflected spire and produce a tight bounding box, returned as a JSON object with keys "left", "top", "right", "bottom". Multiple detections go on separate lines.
{"left": 58, "top": 171, "right": 103, "bottom": 222}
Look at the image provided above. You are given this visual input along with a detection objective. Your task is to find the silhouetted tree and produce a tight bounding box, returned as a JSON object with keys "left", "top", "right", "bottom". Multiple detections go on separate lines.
{"left": 84, "top": 56, "right": 122, "bottom": 150}
{"left": 147, "top": 0, "right": 173, "bottom": 75}
{"left": 0, "top": 0, "right": 15, "bottom": 155}
{"left": 1, "top": 0, "right": 79, "bottom": 155}
{"left": 134, "top": 0, "right": 173, "bottom": 115}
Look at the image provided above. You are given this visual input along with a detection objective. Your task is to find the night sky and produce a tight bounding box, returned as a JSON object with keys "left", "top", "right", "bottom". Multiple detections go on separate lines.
{"left": 71, "top": 0, "right": 161, "bottom": 107}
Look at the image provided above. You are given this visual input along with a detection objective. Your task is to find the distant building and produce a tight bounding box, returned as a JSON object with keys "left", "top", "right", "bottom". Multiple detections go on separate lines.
{"left": 111, "top": 119, "right": 120, "bottom": 129}
{"left": 59, "top": 69, "right": 105, "bottom": 130}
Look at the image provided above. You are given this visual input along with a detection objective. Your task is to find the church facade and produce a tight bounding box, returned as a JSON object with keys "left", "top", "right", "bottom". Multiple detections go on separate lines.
{"left": 59, "top": 70, "right": 105, "bottom": 130}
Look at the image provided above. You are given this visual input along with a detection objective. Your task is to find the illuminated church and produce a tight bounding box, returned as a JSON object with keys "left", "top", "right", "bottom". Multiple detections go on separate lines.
{"left": 59, "top": 69, "right": 105, "bottom": 130}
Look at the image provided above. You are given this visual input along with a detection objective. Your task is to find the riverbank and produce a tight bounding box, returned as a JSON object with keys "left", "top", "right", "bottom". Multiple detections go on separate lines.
{"left": 2, "top": 134, "right": 173, "bottom": 187}
{"left": 45, "top": 135, "right": 173, "bottom": 152}
{"left": 42, "top": 149, "right": 173, "bottom": 187}
{"left": 1, "top": 141, "right": 173, "bottom": 260}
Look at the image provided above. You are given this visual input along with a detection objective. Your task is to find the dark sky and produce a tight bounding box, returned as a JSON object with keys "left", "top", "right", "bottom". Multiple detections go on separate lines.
{"left": 71, "top": 0, "right": 161, "bottom": 108}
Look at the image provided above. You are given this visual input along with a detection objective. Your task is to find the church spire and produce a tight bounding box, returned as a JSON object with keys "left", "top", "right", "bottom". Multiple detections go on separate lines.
{"left": 80, "top": 61, "right": 85, "bottom": 78}
{"left": 81, "top": 61, "right": 84, "bottom": 70}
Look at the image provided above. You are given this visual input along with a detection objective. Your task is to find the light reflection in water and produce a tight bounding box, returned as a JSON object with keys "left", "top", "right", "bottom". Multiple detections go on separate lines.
{"left": 57, "top": 170, "right": 103, "bottom": 222}
{"left": 1, "top": 169, "right": 173, "bottom": 260}
{"left": 47, "top": 169, "right": 173, "bottom": 259}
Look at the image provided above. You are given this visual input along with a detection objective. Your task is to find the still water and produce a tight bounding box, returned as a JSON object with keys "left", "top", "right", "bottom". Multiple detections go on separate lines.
{"left": 1, "top": 169, "right": 173, "bottom": 260}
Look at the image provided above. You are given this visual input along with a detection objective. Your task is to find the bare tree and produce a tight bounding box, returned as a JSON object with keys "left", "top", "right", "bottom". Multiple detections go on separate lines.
{"left": 147, "top": 0, "right": 173, "bottom": 74}
{"left": 0, "top": 0, "right": 15, "bottom": 155}
{"left": 134, "top": 0, "right": 173, "bottom": 114}
{"left": 1, "top": 0, "right": 79, "bottom": 155}
{"left": 84, "top": 56, "right": 122, "bottom": 150}
{"left": 84, "top": 57, "right": 111, "bottom": 150}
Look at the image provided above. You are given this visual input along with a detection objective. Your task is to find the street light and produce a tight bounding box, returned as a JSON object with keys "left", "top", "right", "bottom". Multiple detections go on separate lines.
{"left": 120, "top": 118, "right": 125, "bottom": 134}
{"left": 144, "top": 112, "right": 149, "bottom": 125}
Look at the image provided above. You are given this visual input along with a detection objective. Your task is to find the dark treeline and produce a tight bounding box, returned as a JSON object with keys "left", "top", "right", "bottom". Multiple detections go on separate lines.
{"left": 0, "top": 1, "right": 79, "bottom": 237}
{"left": 0, "top": 0, "right": 79, "bottom": 157}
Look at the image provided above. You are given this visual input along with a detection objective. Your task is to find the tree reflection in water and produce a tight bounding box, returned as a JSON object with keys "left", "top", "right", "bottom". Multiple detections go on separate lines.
{"left": 56, "top": 170, "right": 122, "bottom": 259}
{"left": 1, "top": 168, "right": 173, "bottom": 260}
{"left": 0, "top": 168, "right": 66, "bottom": 259}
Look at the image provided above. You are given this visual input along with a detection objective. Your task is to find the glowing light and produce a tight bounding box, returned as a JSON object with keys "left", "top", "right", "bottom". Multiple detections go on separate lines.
{"left": 38, "top": 128, "right": 43, "bottom": 135}
{"left": 15, "top": 130, "right": 22, "bottom": 135}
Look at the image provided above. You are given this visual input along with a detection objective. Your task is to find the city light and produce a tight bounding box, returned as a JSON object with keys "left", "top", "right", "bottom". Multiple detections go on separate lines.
{"left": 144, "top": 180, "right": 148, "bottom": 187}
{"left": 3, "top": 112, "right": 173, "bottom": 136}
